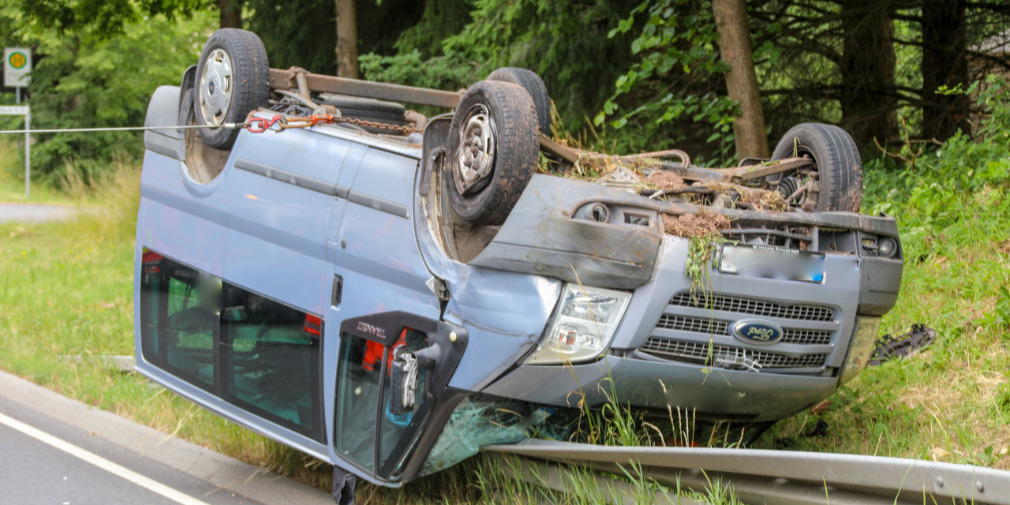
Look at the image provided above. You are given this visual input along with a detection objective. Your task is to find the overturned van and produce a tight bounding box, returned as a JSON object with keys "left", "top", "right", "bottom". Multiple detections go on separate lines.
{"left": 135, "top": 29, "right": 903, "bottom": 489}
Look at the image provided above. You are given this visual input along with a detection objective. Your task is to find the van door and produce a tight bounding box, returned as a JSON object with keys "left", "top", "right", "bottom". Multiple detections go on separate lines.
{"left": 324, "top": 147, "right": 461, "bottom": 483}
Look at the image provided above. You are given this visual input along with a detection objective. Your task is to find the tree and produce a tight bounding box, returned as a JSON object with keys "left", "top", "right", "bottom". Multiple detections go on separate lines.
{"left": 220, "top": 0, "right": 242, "bottom": 28}
{"left": 838, "top": 0, "right": 898, "bottom": 146}
{"left": 920, "top": 0, "right": 969, "bottom": 141}
{"left": 713, "top": 0, "right": 769, "bottom": 158}
{"left": 335, "top": 0, "right": 358, "bottom": 78}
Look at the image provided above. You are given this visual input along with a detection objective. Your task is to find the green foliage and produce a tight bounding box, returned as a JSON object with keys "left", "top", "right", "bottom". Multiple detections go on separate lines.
{"left": 595, "top": 0, "right": 737, "bottom": 159}
{"left": 360, "top": 0, "right": 639, "bottom": 143}
{"left": 245, "top": 0, "right": 426, "bottom": 76}
{"left": 865, "top": 75, "right": 1010, "bottom": 239}
{"left": 1, "top": 5, "right": 214, "bottom": 182}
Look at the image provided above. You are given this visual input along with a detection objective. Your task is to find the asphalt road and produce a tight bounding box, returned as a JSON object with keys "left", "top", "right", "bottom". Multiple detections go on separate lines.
{"left": 0, "top": 202, "right": 74, "bottom": 222}
{"left": 0, "top": 371, "right": 333, "bottom": 505}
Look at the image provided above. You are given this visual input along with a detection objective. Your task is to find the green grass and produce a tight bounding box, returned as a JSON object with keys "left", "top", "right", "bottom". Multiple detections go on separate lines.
{"left": 0, "top": 138, "right": 76, "bottom": 204}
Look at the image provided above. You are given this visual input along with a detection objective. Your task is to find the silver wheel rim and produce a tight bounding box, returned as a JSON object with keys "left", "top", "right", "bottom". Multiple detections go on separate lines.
{"left": 198, "top": 48, "right": 234, "bottom": 126}
{"left": 453, "top": 104, "right": 496, "bottom": 196}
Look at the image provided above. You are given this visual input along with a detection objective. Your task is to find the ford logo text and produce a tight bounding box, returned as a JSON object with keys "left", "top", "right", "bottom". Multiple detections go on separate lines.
{"left": 733, "top": 320, "right": 783, "bottom": 344}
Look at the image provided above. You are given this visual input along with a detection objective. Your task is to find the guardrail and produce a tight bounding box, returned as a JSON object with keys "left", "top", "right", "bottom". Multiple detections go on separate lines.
{"left": 485, "top": 439, "right": 1010, "bottom": 504}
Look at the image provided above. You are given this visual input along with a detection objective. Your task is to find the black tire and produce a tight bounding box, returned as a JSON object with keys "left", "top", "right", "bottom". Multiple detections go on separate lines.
{"left": 487, "top": 67, "right": 550, "bottom": 135}
{"left": 446, "top": 80, "right": 539, "bottom": 225}
{"left": 771, "top": 123, "right": 863, "bottom": 212}
{"left": 195, "top": 29, "right": 270, "bottom": 149}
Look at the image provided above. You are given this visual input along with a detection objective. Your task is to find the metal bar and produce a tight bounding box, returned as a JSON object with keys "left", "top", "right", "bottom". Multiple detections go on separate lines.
{"left": 269, "top": 69, "right": 462, "bottom": 109}
{"left": 485, "top": 440, "right": 1010, "bottom": 505}
{"left": 722, "top": 227, "right": 813, "bottom": 242}
{"left": 24, "top": 110, "right": 29, "bottom": 198}
{"left": 729, "top": 157, "right": 812, "bottom": 183}
{"left": 502, "top": 457, "right": 708, "bottom": 505}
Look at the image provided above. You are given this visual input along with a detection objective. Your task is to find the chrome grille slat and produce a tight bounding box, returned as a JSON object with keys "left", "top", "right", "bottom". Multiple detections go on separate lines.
{"left": 669, "top": 292, "right": 834, "bottom": 322}
{"left": 654, "top": 315, "right": 833, "bottom": 345}
{"left": 641, "top": 337, "right": 827, "bottom": 369}
{"left": 655, "top": 315, "right": 729, "bottom": 335}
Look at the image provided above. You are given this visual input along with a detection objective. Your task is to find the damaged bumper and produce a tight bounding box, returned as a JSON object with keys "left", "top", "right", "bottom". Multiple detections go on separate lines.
{"left": 471, "top": 174, "right": 902, "bottom": 420}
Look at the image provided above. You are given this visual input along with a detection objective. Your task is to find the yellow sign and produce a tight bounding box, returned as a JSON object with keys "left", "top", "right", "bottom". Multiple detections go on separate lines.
{"left": 4, "top": 47, "right": 31, "bottom": 87}
{"left": 9, "top": 51, "right": 26, "bottom": 70}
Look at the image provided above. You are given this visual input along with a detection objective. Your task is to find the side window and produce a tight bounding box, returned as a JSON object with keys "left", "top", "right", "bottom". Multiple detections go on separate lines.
{"left": 221, "top": 284, "right": 324, "bottom": 442}
{"left": 334, "top": 329, "right": 429, "bottom": 478}
{"left": 139, "top": 252, "right": 219, "bottom": 389}
{"left": 139, "top": 251, "right": 324, "bottom": 443}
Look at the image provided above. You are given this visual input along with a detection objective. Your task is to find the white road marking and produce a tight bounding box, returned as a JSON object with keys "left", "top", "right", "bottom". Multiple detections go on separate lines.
{"left": 0, "top": 412, "right": 213, "bottom": 505}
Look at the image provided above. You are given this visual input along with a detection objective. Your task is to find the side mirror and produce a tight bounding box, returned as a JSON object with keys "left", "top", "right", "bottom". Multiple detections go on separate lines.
{"left": 389, "top": 343, "right": 442, "bottom": 415}
{"left": 389, "top": 348, "right": 418, "bottom": 415}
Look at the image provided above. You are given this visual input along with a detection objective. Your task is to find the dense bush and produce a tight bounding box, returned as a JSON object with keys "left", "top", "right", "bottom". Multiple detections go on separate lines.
{"left": 864, "top": 75, "right": 1010, "bottom": 235}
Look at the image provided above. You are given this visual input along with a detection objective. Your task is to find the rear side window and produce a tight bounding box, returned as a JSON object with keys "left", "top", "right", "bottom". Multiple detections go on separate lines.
{"left": 139, "top": 251, "right": 324, "bottom": 442}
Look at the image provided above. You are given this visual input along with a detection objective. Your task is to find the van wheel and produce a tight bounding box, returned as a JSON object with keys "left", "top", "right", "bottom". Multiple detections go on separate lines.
{"left": 487, "top": 67, "right": 550, "bottom": 135}
{"left": 195, "top": 28, "right": 270, "bottom": 149}
{"left": 771, "top": 123, "right": 863, "bottom": 212}
{"left": 446, "top": 80, "right": 539, "bottom": 226}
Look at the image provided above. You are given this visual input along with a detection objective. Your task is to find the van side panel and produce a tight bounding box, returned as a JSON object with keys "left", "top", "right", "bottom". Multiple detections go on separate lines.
{"left": 223, "top": 129, "right": 353, "bottom": 316}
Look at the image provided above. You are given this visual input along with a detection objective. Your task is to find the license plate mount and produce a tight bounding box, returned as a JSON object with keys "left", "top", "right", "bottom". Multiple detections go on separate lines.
{"left": 717, "top": 244, "right": 825, "bottom": 283}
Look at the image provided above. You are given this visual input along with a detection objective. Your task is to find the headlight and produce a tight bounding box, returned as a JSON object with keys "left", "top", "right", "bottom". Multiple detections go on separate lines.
{"left": 839, "top": 316, "right": 881, "bottom": 385}
{"left": 525, "top": 284, "right": 631, "bottom": 365}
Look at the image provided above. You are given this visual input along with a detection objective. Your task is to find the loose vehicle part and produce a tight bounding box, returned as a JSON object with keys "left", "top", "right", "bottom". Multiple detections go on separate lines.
{"left": 195, "top": 29, "right": 270, "bottom": 149}
{"left": 446, "top": 80, "right": 539, "bottom": 225}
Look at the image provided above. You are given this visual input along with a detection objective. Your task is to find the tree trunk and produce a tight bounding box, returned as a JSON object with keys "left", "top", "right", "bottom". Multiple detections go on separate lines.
{"left": 838, "top": 0, "right": 897, "bottom": 148}
{"left": 219, "top": 0, "right": 242, "bottom": 29}
{"left": 921, "top": 0, "right": 969, "bottom": 141}
{"left": 336, "top": 0, "right": 359, "bottom": 79}
{"left": 713, "top": 0, "right": 769, "bottom": 159}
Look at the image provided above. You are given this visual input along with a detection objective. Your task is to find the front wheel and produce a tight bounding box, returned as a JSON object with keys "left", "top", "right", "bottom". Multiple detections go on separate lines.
{"left": 770, "top": 123, "right": 863, "bottom": 212}
{"left": 446, "top": 80, "right": 539, "bottom": 226}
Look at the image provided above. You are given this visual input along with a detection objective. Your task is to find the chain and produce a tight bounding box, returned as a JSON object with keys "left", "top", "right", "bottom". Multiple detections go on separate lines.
{"left": 248, "top": 112, "right": 421, "bottom": 134}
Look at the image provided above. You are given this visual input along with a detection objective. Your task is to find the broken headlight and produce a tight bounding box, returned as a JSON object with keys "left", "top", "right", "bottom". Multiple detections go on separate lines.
{"left": 839, "top": 316, "right": 881, "bottom": 385}
{"left": 525, "top": 284, "right": 631, "bottom": 365}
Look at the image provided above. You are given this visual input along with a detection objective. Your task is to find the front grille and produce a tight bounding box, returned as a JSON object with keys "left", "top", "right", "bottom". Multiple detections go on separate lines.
{"left": 722, "top": 225, "right": 815, "bottom": 250}
{"left": 670, "top": 292, "right": 834, "bottom": 322}
{"left": 782, "top": 328, "right": 833, "bottom": 345}
{"left": 656, "top": 315, "right": 728, "bottom": 334}
{"left": 655, "top": 315, "right": 833, "bottom": 345}
{"left": 641, "top": 337, "right": 828, "bottom": 370}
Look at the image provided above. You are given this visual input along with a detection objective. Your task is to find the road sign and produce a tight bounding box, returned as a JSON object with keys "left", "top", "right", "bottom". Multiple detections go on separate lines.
{"left": 0, "top": 105, "right": 29, "bottom": 115}
{"left": 4, "top": 47, "right": 32, "bottom": 88}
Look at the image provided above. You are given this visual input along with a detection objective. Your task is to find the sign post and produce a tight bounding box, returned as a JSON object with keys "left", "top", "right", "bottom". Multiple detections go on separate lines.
{"left": 0, "top": 105, "right": 31, "bottom": 197}
{"left": 4, "top": 48, "right": 31, "bottom": 196}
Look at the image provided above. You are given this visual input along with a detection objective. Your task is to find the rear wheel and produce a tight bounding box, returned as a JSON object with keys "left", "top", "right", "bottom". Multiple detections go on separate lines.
{"left": 487, "top": 67, "right": 551, "bottom": 135}
{"left": 770, "top": 123, "right": 863, "bottom": 212}
{"left": 446, "top": 80, "right": 539, "bottom": 225}
{"left": 195, "top": 28, "right": 270, "bottom": 149}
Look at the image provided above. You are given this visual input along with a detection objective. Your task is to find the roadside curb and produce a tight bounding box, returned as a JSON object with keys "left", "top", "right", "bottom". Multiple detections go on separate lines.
{"left": 0, "top": 370, "right": 333, "bottom": 505}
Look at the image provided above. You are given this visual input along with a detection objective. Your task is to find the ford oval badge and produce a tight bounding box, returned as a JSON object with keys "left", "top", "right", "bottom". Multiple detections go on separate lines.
{"left": 733, "top": 320, "right": 783, "bottom": 345}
